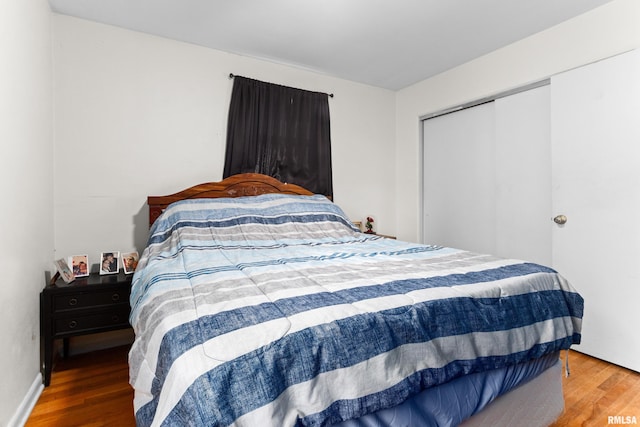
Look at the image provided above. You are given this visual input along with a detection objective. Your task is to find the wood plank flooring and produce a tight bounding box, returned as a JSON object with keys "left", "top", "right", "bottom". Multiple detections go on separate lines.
{"left": 551, "top": 350, "right": 640, "bottom": 427}
{"left": 26, "top": 347, "right": 639, "bottom": 426}
{"left": 26, "top": 346, "right": 135, "bottom": 427}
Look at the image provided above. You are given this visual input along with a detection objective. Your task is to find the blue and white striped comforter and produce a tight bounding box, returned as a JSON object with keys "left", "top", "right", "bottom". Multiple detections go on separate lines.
{"left": 129, "top": 194, "right": 583, "bottom": 427}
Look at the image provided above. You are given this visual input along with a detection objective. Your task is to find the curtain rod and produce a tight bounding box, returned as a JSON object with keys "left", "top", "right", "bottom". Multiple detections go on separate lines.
{"left": 229, "top": 73, "right": 334, "bottom": 98}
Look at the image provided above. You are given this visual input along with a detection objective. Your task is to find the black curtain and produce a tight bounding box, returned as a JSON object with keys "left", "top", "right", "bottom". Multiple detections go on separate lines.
{"left": 223, "top": 76, "right": 333, "bottom": 197}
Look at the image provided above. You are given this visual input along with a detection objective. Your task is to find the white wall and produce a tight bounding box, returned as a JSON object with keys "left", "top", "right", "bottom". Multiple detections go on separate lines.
{"left": 53, "top": 15, "right": 397, "bottom": 269}
{"left": 0, "top": 0, "right": 53, "bottom": 425}
{"left": 395, "top": 0, "right": 640, "bottom": 242}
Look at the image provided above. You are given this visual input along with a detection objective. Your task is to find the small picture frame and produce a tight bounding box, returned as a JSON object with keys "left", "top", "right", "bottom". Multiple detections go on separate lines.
{"left": 122, "top": 251, "right": 139, "bottom": 274}
{"left": 100, "top": 251, "right": 120, "bottom": 275}
{"left": 69, "top": 254, "right": 89, "bottom": 278}
{"left": 54, "top": 258, "right": 75, "bottom": 283}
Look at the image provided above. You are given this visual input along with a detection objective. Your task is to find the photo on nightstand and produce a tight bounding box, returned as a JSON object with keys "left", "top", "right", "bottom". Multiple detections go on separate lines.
{"left": 54, "top": 258, "right": 75, "bottom": 283}
{"left": 122, "top": 251, "right": 139, "bottom": 274}
{"left": 68, "top": 254, "right": 89, "bottom": 277}
{"left": 99, "top": 251, "right": 120, "bottom": 275}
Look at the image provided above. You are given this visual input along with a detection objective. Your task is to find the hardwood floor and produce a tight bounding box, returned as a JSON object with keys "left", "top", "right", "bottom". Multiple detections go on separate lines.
{"left": 26, "top": 346, "right": 135, "bottom": 427}
{"left": 26, "top": 347, "right": 639, "bottom": 426}
{"left": 551, "top": 350, "right": 640, "bottom": 427}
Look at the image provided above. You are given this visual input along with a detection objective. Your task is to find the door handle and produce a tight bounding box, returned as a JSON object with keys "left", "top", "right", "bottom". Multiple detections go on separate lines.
{"left": 553, "top": 215, "right": 567, "bottom": 225}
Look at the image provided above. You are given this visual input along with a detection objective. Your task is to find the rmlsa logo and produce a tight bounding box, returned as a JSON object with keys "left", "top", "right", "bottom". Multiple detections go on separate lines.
{"left": 608, "top": 415, "right": 638, "bottom": 425}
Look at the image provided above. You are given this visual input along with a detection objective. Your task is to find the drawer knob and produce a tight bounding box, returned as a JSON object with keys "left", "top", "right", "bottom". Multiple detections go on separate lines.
{"left": 68, "top": 320, "right": 77, "bottom": 329}
{"left": 112, "top": 293, "right": 120, "bottom": 302}
{"left": 111, "top": 315, "right": 120, "bottom": 322}
{"left": 68, "top": 298, "right": 78, "bottom": 306}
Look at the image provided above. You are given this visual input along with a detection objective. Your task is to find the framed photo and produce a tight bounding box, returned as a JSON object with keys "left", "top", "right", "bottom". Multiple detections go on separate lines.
{"left": 69, "top": 254, "right": 89, "bottom": 278}
{"left": 100, "top": 251, "right": 120, "bottom": 275}
{"left": 54, "top": 258, "right": 75, "bottom": 283}
{"left": 122, "top": 251, "right": 139, "bottom": 274}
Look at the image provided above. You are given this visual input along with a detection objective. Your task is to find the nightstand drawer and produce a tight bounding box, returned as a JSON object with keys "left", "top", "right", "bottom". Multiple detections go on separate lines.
{"left": 54, "top": 306, "right": 131, "bottom": 334}
{"left": 53, "top": 287, "right": 130, "bottom": 312}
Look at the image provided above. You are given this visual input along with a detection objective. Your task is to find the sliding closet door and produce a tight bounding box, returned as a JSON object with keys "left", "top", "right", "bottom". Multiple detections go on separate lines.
{"left": 494, "top": 86, "right": 551, "bottom": 265}
{"left": 551, "top": 49, "right": 640, "bottom": 372}
{"left": 422, "top": 102, "right": 496, "bottom": 254}
{"left": 422, "top": 85, "right": 550, "bottom": 264}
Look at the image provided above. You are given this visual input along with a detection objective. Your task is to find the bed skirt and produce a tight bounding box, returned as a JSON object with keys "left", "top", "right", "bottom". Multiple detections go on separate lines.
{"left": 335, "top": 352, "right": 563, "bottom": 427}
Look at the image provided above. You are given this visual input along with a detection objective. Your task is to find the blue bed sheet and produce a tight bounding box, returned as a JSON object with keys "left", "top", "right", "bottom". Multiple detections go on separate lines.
{"left": 335, "top": 352, "right": 560, "bottom": 427}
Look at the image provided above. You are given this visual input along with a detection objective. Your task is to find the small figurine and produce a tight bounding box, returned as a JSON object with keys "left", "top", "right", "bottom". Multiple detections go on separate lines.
{"left": 365, "top": 216, "right": 375, "bottom": 234}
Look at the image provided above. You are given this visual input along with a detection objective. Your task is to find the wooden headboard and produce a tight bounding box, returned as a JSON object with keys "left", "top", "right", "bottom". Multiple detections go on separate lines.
{"left": 147, "top": 173, "right": 316, "bottom": 227}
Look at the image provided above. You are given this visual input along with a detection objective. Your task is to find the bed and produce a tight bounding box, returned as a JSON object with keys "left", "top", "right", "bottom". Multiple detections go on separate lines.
{"left": 129, "top": 173, "right": 583, "bottom": 427}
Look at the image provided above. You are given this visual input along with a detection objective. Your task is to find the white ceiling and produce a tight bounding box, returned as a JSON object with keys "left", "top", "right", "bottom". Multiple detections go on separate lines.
{"left": 48, "top": 0, "right": 614, "bottom": 90}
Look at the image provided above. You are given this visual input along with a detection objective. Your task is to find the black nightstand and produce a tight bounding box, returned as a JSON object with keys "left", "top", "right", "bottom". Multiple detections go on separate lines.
{"left": 40, "top": 272, "right": 132, "bottom": 386}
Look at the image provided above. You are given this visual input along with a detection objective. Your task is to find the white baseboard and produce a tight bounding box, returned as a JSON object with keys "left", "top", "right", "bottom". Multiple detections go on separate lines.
{"left": 8, "top": 373, "right": 43, "bottom": 427}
